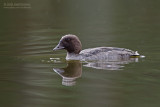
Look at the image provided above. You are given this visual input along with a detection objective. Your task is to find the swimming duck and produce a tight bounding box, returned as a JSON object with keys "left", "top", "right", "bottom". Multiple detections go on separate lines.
{"left": 53, "top": 34, "right": 140, "bottom": 61}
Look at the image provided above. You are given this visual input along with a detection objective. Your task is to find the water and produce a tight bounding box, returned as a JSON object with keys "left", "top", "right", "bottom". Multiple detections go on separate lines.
{"left": 0, "top": 0, "right": 160, "bottom": 107}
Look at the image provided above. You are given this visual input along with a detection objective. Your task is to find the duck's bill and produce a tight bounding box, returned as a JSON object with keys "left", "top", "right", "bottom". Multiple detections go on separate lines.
{"left": 53, "top": 44, "right": 65, "bottom": 51}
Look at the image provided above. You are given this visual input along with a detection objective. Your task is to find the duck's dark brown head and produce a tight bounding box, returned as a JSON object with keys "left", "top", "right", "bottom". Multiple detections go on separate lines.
{"left": 53, "top": 34, "right": 82, "bottom": 54}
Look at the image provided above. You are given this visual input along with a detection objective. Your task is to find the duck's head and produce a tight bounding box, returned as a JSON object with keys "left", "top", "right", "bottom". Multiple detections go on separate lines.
{"left": 53, "top": 34, "right": 82, "bottom": 54}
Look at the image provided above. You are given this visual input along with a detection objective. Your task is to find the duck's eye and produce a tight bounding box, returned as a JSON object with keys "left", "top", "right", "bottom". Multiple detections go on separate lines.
{"left": 66, "top": 38, "right": 71, "bottom": 42}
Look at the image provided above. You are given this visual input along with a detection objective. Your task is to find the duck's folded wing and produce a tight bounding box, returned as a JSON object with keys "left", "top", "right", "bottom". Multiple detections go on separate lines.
{"left": 80, "top": 47, "right": 138, "bottom": 57}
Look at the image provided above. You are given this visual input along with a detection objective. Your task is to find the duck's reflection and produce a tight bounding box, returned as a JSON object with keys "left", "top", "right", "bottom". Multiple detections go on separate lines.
{"left": 53, "top": 61, "right": 82, "bottom": 86}
{"left": 84, "top": 58, "right": 139, "bottom": 70}
{"left": 53, "top": 58, "right": 139, "bottom": 86}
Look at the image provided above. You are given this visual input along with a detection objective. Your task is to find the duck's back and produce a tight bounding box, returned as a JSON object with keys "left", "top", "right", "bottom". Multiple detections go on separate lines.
{"left": 80, "top": 47, "right": 138, "bottom": 61}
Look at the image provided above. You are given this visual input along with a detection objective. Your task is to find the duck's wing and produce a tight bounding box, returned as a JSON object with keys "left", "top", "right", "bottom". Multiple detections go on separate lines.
{"left": 80, "top": 47, "right": 139, "bottom": 57}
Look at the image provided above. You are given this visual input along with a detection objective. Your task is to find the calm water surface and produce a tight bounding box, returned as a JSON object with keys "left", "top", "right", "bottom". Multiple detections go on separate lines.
{"left": 1, "top": 0, "right": 160, "bottom": 107}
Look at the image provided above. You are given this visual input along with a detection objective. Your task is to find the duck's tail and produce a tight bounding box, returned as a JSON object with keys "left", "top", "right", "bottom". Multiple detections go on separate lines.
{"left": 131, "top": 51, "right": 145, "bottom": 58}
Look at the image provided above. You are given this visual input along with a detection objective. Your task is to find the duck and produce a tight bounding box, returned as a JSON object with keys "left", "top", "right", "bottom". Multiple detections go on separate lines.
{"left": 53, "top": 34, "right": 140, "bottom": 61}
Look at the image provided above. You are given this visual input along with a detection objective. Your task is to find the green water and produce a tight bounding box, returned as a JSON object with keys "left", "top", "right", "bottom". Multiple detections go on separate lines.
{"left": 1, "top": 0, "right": 160, "bottom": 107}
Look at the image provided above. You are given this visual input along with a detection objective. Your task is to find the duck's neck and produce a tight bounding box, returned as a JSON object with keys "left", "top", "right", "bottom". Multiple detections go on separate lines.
{"left": 66, "top": 52, "right": 81, "bottom": 60}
